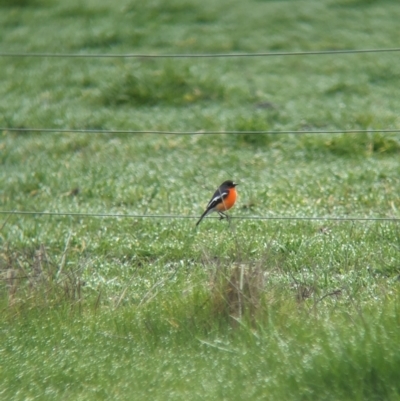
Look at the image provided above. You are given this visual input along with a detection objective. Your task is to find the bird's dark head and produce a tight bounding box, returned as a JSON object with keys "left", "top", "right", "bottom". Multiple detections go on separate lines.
{"left": 222, "top": 180, "right": 238, "bottom": 188}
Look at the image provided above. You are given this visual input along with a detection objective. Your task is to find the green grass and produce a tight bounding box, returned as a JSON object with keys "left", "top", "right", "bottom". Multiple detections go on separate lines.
{"left": 1, "top": 0, "right": 400, "bottom": 399}
{"left": 2, "top": 296, "right": 400, "bottom": 401}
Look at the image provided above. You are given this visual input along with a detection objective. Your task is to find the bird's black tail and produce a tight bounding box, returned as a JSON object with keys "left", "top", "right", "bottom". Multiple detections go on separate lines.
{"left": 196, "top": 209, "right": 211, "bottom": 226}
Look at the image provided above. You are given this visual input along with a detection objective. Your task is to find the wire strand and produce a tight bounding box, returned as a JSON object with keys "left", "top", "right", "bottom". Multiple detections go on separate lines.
{"left": 0, "top": 210, "right": 399, "bottom": 222}
{"left": 2, "top": 127, "right": 400, "bottom": 135}
{"left": 1, "top": 48, "right": 400, "bottom": 59}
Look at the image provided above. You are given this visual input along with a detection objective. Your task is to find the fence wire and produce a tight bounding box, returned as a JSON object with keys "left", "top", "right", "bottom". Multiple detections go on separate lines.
{"left": 2, "top": 127, "right": 400, "bottom": 136}
{"left": 0, "top": 210, "right": 399, "bottom": 223}
{"left": 1, "top": 47, "right": 400, "bottom": 59}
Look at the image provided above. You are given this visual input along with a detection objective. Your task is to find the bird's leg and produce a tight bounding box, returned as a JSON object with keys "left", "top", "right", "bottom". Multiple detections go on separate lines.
{"left": 218, "top": 211, "right": 229, "bottom": 220}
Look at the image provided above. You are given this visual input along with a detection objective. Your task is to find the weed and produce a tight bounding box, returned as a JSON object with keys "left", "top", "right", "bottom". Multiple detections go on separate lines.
{"left": 230, "top": 113, "right": 275, "bottom": 146}
{"left": 101, "top": 62, "right": 226, "bottom": 107}
{"left": 323, "top": 133, "right": 400, "bottom": 156}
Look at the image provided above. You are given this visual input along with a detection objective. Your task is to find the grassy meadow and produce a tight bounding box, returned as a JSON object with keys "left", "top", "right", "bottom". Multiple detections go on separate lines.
{"left": 1, "top": 0, "right": 400, "bottom": 399}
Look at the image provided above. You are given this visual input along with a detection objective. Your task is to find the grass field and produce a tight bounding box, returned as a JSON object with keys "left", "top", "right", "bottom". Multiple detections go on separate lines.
{"left": 1, "top": 0, "right": 400, "bottom": 400}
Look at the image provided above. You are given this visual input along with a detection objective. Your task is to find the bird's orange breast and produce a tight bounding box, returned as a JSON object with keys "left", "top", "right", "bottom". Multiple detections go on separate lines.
{"left": 215, "top": 188, "right": 237, "bottom": 211}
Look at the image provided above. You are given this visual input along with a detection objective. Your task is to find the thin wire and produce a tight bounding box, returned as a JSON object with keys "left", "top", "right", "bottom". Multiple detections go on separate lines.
{"left": 2, "top": 127, "right": 400, "bottom": 135}
{"left": 1, "top": 48, "right": 400, "bottom": 59}
{"left": 0, "top": 210, "right": 399, "bottom": 222}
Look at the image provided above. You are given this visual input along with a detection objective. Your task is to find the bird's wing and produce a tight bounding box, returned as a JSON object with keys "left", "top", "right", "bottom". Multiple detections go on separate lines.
{"left": 206, "top": 190, "right": 229, "bottom": 209}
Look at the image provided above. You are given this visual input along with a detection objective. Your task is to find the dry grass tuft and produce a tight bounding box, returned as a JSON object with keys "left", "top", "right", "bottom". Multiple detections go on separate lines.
{"left": 0, "top": 243, "right": 85, "bottom": 313}
{"left": 206, "top": 257, "right": 267, "bottom": 327}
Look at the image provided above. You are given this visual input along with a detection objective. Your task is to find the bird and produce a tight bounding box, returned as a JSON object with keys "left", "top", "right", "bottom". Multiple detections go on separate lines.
{"left": 196, "top": 180, "right": 238, "bottom": 226}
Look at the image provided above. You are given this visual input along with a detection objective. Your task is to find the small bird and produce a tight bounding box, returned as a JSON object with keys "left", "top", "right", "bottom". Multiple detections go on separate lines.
{"left": 196, "top": 180, "right": 238, "bottom": 226}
